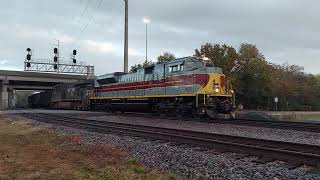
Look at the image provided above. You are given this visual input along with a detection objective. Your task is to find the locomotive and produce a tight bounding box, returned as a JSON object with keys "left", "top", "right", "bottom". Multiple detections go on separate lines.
{"left": 91, "top": 57, "right": 235, "bottom": 119}
{"left": 29, "top": 57, "right": 235, "bottom": 119}
{"left": 28, "top": 91, "right": 52, "bottom": 108}
{"left": 51, "top": 80, "right": 94, "bottom": 110}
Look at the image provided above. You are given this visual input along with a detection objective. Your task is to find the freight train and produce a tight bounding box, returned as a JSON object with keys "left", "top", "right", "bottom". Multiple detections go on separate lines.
{"left": 28, "top": 57, "right": 236, "bottom": 119}
{"left": 28, "top": 91, "right": 52, "bottom": 108}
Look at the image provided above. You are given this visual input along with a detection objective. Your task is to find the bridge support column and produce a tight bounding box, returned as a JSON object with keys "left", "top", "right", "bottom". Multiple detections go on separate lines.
{"left": 0, "top": 82, "right": 8, "bottom": 110}
{"left": 8, "top": 89, "right": 14, "bottom": 109}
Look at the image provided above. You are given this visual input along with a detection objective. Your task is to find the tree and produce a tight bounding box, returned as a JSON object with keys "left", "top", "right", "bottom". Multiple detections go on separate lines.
{"left": 157, "top": 52, "right": 176, "bottom": 64}
{"left": 195, "top": 43, "right": 237, "bottom": 77}
{"left": 130, "top": 52, "right": 175, "bottom": 72}
{"left": 129, "top": 63, "right": 143, "bottom": 73}
{"left": 234, "top": 43, "right": 273, "bottom": 109}
{"left": 237, "top": 43, "right": 265, "bottom": 69}
{"left": 129, "top": 60, "right": 155, "bottom": 72}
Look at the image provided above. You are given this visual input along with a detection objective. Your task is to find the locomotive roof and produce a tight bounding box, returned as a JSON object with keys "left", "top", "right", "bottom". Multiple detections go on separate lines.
{"left": 134, "top": 56, "right": 205, "bottom": 70}
{"left": 96, "top": 56, "right": 223, "bottom": 84}
{"left": 96, "top": 72, "right": 126, "bottom": 80}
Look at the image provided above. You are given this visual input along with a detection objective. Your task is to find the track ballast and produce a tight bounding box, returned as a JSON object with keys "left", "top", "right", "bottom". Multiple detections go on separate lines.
{"left": 18, "top": 111, "right": 320, "bottom": 169}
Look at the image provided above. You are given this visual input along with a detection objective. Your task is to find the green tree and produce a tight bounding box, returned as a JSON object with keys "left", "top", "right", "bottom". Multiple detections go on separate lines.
{"left": 195, "top": 43, "right": 237, "bottom": 77}
{"left": 236, "top": 43, "right": 266, "bottom": 69}
{"left": 157, "top": 52, "right": 176, "bottom": 64}
{"left": 227, "top": 43, "right": 272, "bottom": 110}
{"left": 129, "top": 64, "right": 143, "bottom": 73}
{"left": 129, "top": 61, "right": 155, "bottom": 73}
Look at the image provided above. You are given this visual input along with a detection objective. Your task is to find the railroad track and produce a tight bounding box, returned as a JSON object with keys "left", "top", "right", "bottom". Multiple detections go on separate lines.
{"left": 18, "top": 112, "right": 320, "bottom": 169}
{"left": 18, "top": 109, "right": 320, "bottom": 133}
{"left": 61, "top": 111, "right": 320, "bottom": 133}
{"left": 214, "top": 118, "right": 320, "bottom": 133}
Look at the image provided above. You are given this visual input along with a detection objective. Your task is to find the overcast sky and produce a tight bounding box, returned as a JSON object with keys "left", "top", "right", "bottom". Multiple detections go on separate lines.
{"left": 1, "top": 0, "right": 320, "bottom": 75}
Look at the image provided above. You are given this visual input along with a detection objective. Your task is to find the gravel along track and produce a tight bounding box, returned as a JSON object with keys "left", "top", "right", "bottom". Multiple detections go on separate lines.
{"left": 15, "top": 113, "right": 320, "bottom": 177}
{"left": 81, "top": 114, "right": 320, "bottom": 146}
{"left": 71, "top": 111, "right": 320, "bottom": 133}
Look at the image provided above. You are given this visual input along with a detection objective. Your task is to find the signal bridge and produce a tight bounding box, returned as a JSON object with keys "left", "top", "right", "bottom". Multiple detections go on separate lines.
{"left": 24, "top": 58, "right": 94, "bottom": 79}
{"left": 24, "top": 48, "right": 94, "bottom": 79}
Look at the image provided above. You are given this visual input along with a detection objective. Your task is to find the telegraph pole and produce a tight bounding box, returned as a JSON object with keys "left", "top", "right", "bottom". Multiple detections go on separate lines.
{"left": 124, "top": 0, "right": 129, "bottom": 73}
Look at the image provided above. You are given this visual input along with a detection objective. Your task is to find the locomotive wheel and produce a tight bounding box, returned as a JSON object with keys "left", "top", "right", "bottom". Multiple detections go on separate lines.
{"left": 166, "top": 109, "right": 175, "bottom": 117}
{"left": 175, "top": 109, "right": 183, "bottom": 119}
{"left": 206, "top": 109, "right": 219, "bottom": 120}
{"left": 229, "top": 111, "right": 236, "bottom": 120}
{"left": 192, "top": 109, "right": 201, "bottom": 120}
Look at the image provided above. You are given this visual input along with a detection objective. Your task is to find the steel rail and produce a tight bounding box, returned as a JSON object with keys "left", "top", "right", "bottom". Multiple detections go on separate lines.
{"left": 71, "top": 111, "right": 320, "bottom": 133}
{"left": 20, "top": 112, "right": 320, "bottom": 167}
{"left": 214, "top": 118, "right": 320, "bottom": 132}
{"left": 19, "top": 109, "right": 320, "bottom": 133}
{"left": 91, "top": 112, "right": 320, "bottom": 133}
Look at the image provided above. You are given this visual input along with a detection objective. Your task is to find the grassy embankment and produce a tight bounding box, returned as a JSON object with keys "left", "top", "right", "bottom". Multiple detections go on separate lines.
{"left": 0, "top": 116, "right": 177, "bottom": 180}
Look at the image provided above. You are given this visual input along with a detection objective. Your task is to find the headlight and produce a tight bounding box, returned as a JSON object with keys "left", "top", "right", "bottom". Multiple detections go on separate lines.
{"left": 215, "top": 88, "right": 219, "bottom": 93}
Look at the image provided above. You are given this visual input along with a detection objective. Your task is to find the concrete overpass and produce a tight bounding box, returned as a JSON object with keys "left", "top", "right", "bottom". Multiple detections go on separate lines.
{"left": 0, "top": 70, "right": 87, "bottom": 110}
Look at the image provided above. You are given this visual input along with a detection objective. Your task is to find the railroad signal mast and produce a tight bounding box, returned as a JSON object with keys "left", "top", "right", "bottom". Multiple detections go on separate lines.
{"left": 53, "top": 47, "right": 59, "bottom": 72}
{"left": 24, "top": 47, "right": 94, "bottom": 79}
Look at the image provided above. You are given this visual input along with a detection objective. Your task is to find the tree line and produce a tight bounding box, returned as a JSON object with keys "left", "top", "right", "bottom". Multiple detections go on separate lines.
{"left": 131, "top": 43, "right": 320, "bottom": 111}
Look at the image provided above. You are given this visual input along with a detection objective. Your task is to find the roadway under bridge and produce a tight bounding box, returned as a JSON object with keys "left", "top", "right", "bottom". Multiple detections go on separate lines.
{"left": 0, "top": 70, "right": 87, "bottom": 110}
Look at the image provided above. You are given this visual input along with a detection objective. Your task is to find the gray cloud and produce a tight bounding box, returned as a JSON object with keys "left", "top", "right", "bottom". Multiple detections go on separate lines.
{"left": 1, "top": 0, "right": 320, "bottom": 75}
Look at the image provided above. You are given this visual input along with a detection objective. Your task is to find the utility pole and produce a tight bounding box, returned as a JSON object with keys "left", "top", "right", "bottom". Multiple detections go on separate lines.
{"left": 143, "top": 17, "right": 151, "bottom": 64}
{"left": 145, "top": 21, "right": 148, "bottom": 63}
{"left": 124, "top": 0, "right": 129, "bottom": 73}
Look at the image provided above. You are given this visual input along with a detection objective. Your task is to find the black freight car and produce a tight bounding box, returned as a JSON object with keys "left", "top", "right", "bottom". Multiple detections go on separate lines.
{"left": 28, "top": 91, "right": 53, "bottom": 108}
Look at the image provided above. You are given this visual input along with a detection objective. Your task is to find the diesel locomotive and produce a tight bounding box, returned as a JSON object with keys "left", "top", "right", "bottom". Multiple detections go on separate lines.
{"left": 29, "top": 57, "right": 235, "bottom": 119}
{"left": 91, "top": 57, "right": 235, "bottom": 119}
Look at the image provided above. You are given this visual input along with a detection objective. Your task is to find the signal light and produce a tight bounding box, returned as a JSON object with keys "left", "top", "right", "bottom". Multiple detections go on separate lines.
{"left": 26, "top": 48, "right": 32, "bottom": 61}
{"left": 26, "top": 54, "right": 31, "bottom": 61}
{"left": 73, "top": 58, "right": 76, "bottom": 64}
{"left": 54, "top": 48, "right": 58, "bottom": 54}
{"left": 54, "top": 56, "right": 58, "bottom": 62}
{"left": 54, "top": 64, "right": 58, "bottom": 69}
{"left": 26, "top": 62, "right": 31, "bottom": 68}
{"left": 73, "top": 50, "right": 77, "bottom": 55}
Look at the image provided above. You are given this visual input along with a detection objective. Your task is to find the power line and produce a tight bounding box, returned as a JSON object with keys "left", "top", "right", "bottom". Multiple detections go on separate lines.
{"left": 69, "top": 0, "right": 104, "bottom": 53}
{"left": 79, "top": 0, "right": 91, "bottom": 18}
{"left": 78, "top": 0, "right": 104, "bottom": 37}
{"left": 60, "top": 0, "right": 92, "bottom": 56}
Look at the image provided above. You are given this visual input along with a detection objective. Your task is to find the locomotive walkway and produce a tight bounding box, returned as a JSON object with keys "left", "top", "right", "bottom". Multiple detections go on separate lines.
{"left": 18, "top": 111, "right": 320, "bottom": 169}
